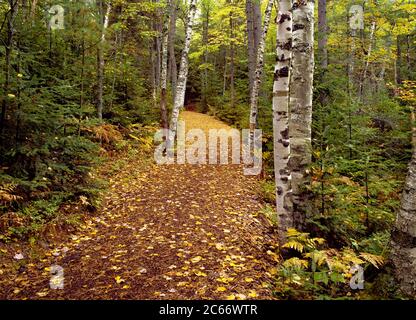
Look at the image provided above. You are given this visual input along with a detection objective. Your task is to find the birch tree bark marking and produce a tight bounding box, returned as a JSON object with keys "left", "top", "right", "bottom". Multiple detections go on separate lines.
{"left": 168, "top": 0, "right": 178, "bottom": 99}
{"left": 246, "top": 0, "right": 255, "bottom": 96}
{"left": 97, "top": 2, "right": 111, "bottom": 120}
{"left": 359, "top": 21, "right": 376, "bottom": 103}
{"left": 274, "top": 0, "right": 293, "bottom": 241}
{"left": 249, "top": 0, "right": 274, "bottom": 134}
{"left": 391, "top": 146, "right": 416, "bottom": 297}
{"left": 168, "top": 0, "right": 198, "bottom": 150}
{"left": 160, "top": 0, "right": 170, "bottom": 130}
{"left": 289, "top": 0, "right": 315, "bottom": 228}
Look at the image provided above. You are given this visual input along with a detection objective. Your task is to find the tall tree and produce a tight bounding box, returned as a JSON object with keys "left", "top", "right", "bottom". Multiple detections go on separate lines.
{"left": 168, "top": 0, "right": 178, "bottom": 99}
{"left": 229, "top": 1, "right": 236, "bottom": 108}
{"left": 274, "top": 0, "right": 293, "bottom": 241}
{"left": 318, "top": 0, "right": 328, "bottom": 69}
{"left": 391, "top": 146, "right": 416, "bottom": 297}
{"left": 97, "top": 1, "right": 112, "bottom": 120}
{"left": 246, "top": 0, "right": 262, "bottom": 98}
{"left": 160, "top": 0, "right": 170, "bottom": 130}
{"left": 249, "top": 0, "right": 274, "bottom": 135}
{"left": 168, "top": 0, "right": 198, "bottom": 148}
{"left": 201, "top": 0, "right": 211, "bottom": 112}
{"left": 289, "top": 0, "right": 315, "bottom": 228}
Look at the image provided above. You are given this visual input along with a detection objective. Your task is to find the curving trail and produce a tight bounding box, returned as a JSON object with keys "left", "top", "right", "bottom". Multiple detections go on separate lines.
{"left": 0, "top": 112, "right": 278, "bottom": 300}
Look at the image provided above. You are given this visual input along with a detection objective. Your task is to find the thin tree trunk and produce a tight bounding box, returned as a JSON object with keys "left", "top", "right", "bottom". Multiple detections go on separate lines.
{"left": 30, "top": 0, "right": 37, "bottom": 19}
{"left": 289, "top": 0, "right": 315, "bottom": 229}
{"left": 150, "top": 42, "right": 157, "bottom": 107}
{"left": 160, "top": 1, "right": 170, "bottom": 130}
{"left": 252, "top": 0, "right": 262, "bottom": 56}
{"left": 109, "top": 31, "right": 122, "bottom": 112}
{"left": 246, "top": 0, "right": 262, "bottom": 98}
{"left": 406, "top": 35, "right": 411, "bottom": 71}
{"left": 274, "top": 0, "right": 293, "bottom": 241}
{"left": 359, "top": 21, "right": 376, "bottom": 103}
{"left": 412, "top": 106, "right": 416, "bottom": 148}
{"left": 229, "top": 9, "right": 236, "bottom": 108}
{"left": 396, "top": 35, "right": 402, "bottom": 85}
{"left": 0, "top": 0, "right": 19, "bottom": 136}
{"left": 223, "top": 48, "right": 228, "bottom": 96}
{"left": 153, "top": 0, "right": 162, "bottom": 90}
{"left": 246, "top": 0, "right": 254, "bottom": 96}
{"left": 97, "top": 2, "right": 111, "bottom": 120}
{"left": 201, "top": 4, "right": 210, "bottom": 112}
{"left": 391, "top": 145, "right": 416, "bottom": 297}
{"left": 318, "top": 0, "right": 328, "bottom": 69}
{"left": 249, "top": 0, "right": 274, "bottom": 134}
{"left": 168, "top": 0, "right": 198, "bottom": 149}
{"left": 168, "top": 0, "right": 178, "bottom": 100}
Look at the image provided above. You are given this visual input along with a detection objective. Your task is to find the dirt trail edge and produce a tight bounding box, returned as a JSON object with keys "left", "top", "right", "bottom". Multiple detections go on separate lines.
{"left": 1, "top": 112, "right": 279, "bottom": 300}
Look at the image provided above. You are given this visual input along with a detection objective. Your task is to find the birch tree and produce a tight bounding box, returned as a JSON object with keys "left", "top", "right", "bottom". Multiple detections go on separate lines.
{"left": 359, "top": 21, "right": 376, "bottom": 103}
{"left": 246, "top": 0, "right": 262, "bottom": 97}
{"left": 168, "top": 0, "right": 198, "bottom": 149}
{"left": 289, "top": 0, "right": 315, "bottom": 228}
{"left": 97, "top": 1, "right": 111, "bottom": 120}
{"left": 249, "top": 0, "right": 274, "bottom": 134}
{"left": 391, "top": 146, "right": 416, "bottom": 297}
{"left": 168, "top": 0, "right": 178, "bottom": 99}
{"left": 318, "top": 0, "right": 328, "bottom": 69}
{"left": 160, "top": 0, "right": 170, "bottom": 130}
{"left": 273, "top": 0, "right": 293, "bottom": 240}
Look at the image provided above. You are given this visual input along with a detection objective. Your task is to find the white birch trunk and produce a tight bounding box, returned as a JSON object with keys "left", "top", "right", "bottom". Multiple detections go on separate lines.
{"left": 249, "top": 0, "right": 274, "bottom": 133}
{"left": 274, "top": 0, "right": 293, "bottom": 241}
{"left": 289, "top": 0, "right": 314, "bottom": 228}
{"left": 391, "top": 146, "right": 416, "bottom": 297}
{"left": 359, "top": 21, "right": 376, "bottom": 102}
{"left": 97, "top": 2, "right": 111, "bottom": 120}
{"left": 167, "top": 0, "right": 198, "bottom": 150}
{"left": 160, "top": 0, "right": 170, "bottom": 129}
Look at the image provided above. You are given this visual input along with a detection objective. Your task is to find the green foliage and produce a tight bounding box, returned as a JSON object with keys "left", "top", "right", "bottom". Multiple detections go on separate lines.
{"left": 0, "top": 0, "right": 159, "bottom": 241}
{"left": 274, "top": 229, "right": 385, "bottom": 300}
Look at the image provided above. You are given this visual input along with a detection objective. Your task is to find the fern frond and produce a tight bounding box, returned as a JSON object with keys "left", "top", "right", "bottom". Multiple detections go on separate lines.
{"left": 360, "top": 253, "right": 385, "bottom": 269}
{"left": 283, "top": 240, "right": 304, "bottom": 253}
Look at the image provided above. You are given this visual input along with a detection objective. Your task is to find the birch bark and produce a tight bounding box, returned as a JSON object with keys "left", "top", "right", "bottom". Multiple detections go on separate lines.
{"left": 160, "top": 0, "right": 170, "bottom": 130}
{"left": 246, "top": 0, "right": 262, "bottom": 97}
{"left": 249, "top": 0, "right": 274, "bottom": 133}
{"left": 274, "top": 0, "right": 293, "bottom": 240}
{"left": 289, "top": 0, "right": 314, "bottom": 228}
{"left": 97, "top": 2, "right": 111, "bottom": 120}
{"left": 359, "top": 21, "right": 376, "bottom": 103}
{"left": 391, "top": 146, "right": 416, "bottom": 297}
{"left": 168, "top": 0, "right": 198, "bottom": 149}
{"left": 168, "top": 0, "right": 178, "bottom": 99}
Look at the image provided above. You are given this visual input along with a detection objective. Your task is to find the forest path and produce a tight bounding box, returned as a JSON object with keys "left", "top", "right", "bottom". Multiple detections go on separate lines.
{"left": 1, "top": 111, "right": 278, "bottom": 300}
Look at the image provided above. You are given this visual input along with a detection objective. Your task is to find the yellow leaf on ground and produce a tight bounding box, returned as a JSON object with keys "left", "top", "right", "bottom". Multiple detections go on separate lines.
{"left": 216, "top": 287, "right": 227, "bottom": 292}
{"left": 115, "top": 276, "right": 125, "bottom": 284}
{"left": 191, "top": 256, "right": 203, "bottom": 263}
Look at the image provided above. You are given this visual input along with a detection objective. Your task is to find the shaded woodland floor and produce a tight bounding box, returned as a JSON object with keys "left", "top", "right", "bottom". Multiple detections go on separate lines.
{"left": 0, "top": 112, "right": 278, "bottom": 300}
